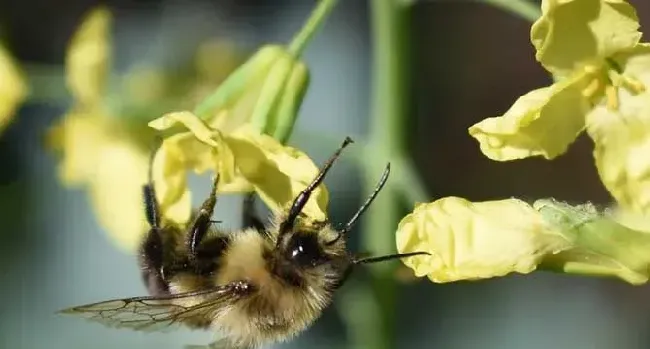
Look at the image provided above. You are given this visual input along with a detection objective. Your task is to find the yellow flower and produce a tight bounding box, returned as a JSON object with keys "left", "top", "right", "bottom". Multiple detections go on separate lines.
{"left": 469, "top": 0, "right": 650, "bottom": 214}
{"left": 531, "top": 0, "right": 641, "bottom": 78}
{"left": 147, "top": 40, "right": 315, "bottom": 225}
{"left": 396, "top": 197, "right": 568, "bottom": 283}
{"left": 585, "top": 45, "right": 650, "bottom": 213}
{"left": 48, "top": 111, "right": 152, "bottom": 251}
{"left": 397, "top": 197, "right": 650, "bottom": 285}
{"left": 47, "top": 7, "right": 240, "bottom": 251}
{"left": 65, "top": 6, "right": 110, "bottom": 107}
{"left": 47, "top": 7, "right": 152, "bottom": 251}
{"left": 148, "top": 111, "right": 329, "bottom": 224}
{"left": 0, "top": 44, "right": 28, "bottom": 135}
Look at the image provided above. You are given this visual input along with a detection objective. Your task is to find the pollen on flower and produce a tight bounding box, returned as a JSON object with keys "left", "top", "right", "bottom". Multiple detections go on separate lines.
{"left": 620, "top": 75, "right": 646, "bottom": 95}
{"left": 605, "top": 84, "right": 619, "bottom": 111}
{"left": 581, "top": 77, "right": 601, "bottom": 100}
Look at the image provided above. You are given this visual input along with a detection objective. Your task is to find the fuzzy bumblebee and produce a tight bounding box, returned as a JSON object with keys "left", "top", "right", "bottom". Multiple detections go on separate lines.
{"left": 60, "top": 137, "right": 428, "bottom": 349}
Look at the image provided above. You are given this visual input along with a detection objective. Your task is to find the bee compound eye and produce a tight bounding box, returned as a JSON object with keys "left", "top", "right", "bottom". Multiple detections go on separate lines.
{"left": 288, "top": 233, "right": 323, "bottom": 267}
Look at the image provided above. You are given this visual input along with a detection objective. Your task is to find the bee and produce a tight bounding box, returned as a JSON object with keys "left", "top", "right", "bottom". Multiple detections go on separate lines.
{"left": 59, "top": 137, "right": 429, "bottom": 349}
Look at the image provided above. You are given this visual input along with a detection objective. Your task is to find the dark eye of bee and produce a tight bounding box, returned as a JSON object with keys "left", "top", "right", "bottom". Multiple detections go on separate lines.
{"left": 286, "top": 233, "right": 324, "bottom": 267}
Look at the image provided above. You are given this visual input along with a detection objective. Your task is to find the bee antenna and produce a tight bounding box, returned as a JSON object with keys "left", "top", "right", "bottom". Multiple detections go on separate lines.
{"left": 353, "top": 251, "right": 430, "bottom": 265}
{"left": 326, "top": 163, "right": 390, "bottom": 246}
{"left": 277, "top": 137, "right": 354, "bottom": 245}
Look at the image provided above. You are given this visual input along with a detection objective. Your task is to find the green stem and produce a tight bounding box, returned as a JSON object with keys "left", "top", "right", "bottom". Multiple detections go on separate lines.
{"left": 288, "top": 0, "right": 339, "bottom": 56}
{"left": 341, "top": 1, "right": 412, "bottom": 349}
{"left": 479, "top": 0, "right": 541, "bottom": 22}
{"left": 22, "top": 63, "right": 70, "bottom": 105}
{"left": 365, "top": 0, "right": 410, "bottom": 268}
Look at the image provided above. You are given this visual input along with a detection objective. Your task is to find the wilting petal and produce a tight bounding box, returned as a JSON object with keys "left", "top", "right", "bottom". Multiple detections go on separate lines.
{"left": 396, "top": 197, "right": 567, "bottom": 283}
{"left": 532, "top": 0, "right": 641, "bottom": 77}
{"left": 66, "top": 6, "right": 111, "bottom": 107}
{"left": 0, "top": 44, "right": 28, "bottom": 135}
{"left": 586, "top": 94, "right": 650, "bottom": 214}
{"left": 468, "top": 73, "right": 590, "bottom": 161}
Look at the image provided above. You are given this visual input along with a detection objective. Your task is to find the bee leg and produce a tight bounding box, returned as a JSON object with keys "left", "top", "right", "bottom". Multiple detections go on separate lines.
{"left": 186, "top": 173, "right": 220, "bottom": 259}
{"left": 140, "top": 141, "right": 169, "bottom": 295}
{"left": 140, "top": 225, "right": 169, "bottom": 296}
{"left": 242, "top": 192, "right": 266, "bottom": 232}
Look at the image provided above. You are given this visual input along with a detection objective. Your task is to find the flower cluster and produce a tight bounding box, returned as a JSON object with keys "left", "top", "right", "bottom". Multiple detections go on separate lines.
{"left": 397, "top": 0, "right": 650, "bottom": 284}
{"left": 44, "top": 2, "right": 333, "bottom": 250}
{"left": 46, "top": 7, "right": 244, "bottom": 250}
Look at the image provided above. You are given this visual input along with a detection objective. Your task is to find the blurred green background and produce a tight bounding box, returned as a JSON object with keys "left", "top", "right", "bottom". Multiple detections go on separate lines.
{"left": 2, "top": 0, "right": 650, "bottom": 348}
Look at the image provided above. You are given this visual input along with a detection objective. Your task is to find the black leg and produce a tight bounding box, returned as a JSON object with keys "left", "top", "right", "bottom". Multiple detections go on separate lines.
{"left": 143, "top": 140, "right": 161, "bottom": 230}
{"left": 186, "top": 174, "right": 220, "bottom": 260}
{"left": 139, "top": 141, "right": 168, "bottom": 295}
{"left": 242, "top": 192, "right": 266, "bottom": 232}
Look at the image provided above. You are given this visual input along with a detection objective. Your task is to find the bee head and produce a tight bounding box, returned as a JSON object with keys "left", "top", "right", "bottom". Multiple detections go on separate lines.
{"left": 275, "top": 218, "right": 347, "bottom": 271}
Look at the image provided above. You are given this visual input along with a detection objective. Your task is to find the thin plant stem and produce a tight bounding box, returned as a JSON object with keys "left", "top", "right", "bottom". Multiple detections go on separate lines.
{"left": 288, "top": 0, "right": 339, "bottom": 56}
{"left": 340, "top": 1, "right": 413, "bottom": 349}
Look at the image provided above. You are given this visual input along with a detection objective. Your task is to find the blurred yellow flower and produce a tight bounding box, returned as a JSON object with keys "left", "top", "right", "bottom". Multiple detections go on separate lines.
{"left": 148, "top": 111, "right": 329, "bottom": 224}
{"left": 47, "top": 6, "right": 241, "bottom": 251}
{"left": 65, "top": 6, "right": 110, "bottom": 107}
{"left": 0, "top": 44, "right": 28, "bottom": 135}
{"left": 47, "top": 7, "right": 152, "bottom": 251}
{"left": 396, "top": 197, "right": 568, "bottom": 283}
{"left": 469, "top": 0, "right": 650, "bottom": 214}
{"left": 48, "top": 111, "right": 151, "bottom": 251}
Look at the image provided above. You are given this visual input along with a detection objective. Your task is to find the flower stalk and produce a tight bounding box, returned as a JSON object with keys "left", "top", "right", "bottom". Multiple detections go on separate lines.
{"left": 340, "top": 1, "right": 412, "bottom": 348}
{"left": 288, "top": 0, "right": 339, "bottom": 56}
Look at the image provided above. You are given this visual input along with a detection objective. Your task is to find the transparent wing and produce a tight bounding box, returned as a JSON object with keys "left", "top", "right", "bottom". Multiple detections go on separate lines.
{"left": 58, "top": 281, "right": 252, "bottom": 332}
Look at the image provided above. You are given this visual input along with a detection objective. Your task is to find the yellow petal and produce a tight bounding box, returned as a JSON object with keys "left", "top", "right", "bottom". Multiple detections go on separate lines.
{"left": 396, "top": 197, "right": 567, "bottom": 283}
{"left": 532, "top": 0, "right": 641, "bottom": 77}
{"left": 47, "top": 112, "right": 151, "bottom": 251}
{"left": 149, "top": 111, "right": 246, "bottom": 192}
{"left": 225, "top": 124, "right": 329, "bottom": 221}
{"left": 610, "top": 43, "right": 650, "bottom": 94}
{"left": 0, "top": 44, "right": 28, "bottom": 135}
{"left": 66, "top": 6, "right": 111, "bottom": 106}
{"left": 149, "top": 111, "right": 254, "bottom": 224}
{"left": 47, "top": 110, "right": 113, "bottom": 184}
{"left": 586, "top": 94, "right": 650, "bottom": 214}
{"left": 149, "top": 111, "right": 218, "bottom": 147}
{"left": 468, "top": 72, "right": 589, "bottom": 161}
{"left": 149, "top": 111, "right": 328, "bottom": 222}
{"left": 87, "top": 140, "right": 150, "bottom": 252}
